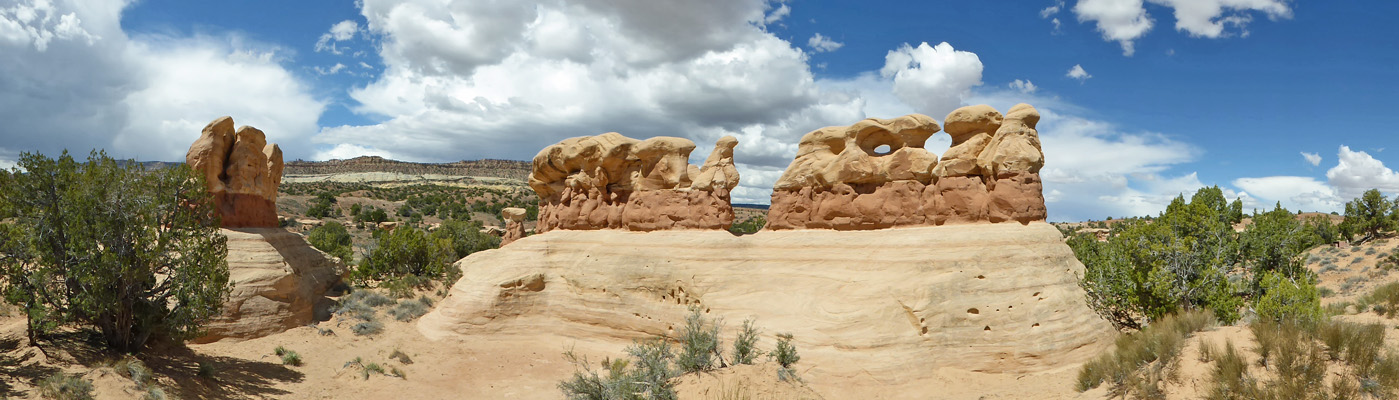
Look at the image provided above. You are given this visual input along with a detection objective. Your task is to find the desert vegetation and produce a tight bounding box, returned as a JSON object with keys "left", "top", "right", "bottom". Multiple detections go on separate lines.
{"left": 1071, "top": 186, "right": 1399, "bottom": 398}
{"left": 559, "top": 308, "right": 802, "bottom": 400}
{"left": 0, "top": 151, "right": 231, "bottom": 352}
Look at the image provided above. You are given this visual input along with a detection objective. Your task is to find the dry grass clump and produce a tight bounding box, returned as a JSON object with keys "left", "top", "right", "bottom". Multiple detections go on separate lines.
{"left": 1075, "top": 309, "right": 1216, "bottom": 396}
{"left": 1201, "top": 320, "right": 1399, "bottom": 399}
{"left": 38, "top": 372, "right": 94, "bottom": 400}
{"left": 1358, "top": 282, "right": 1399, "bottom": 317}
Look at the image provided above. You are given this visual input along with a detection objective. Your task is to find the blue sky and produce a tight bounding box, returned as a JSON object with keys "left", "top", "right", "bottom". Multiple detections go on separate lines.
{"left": 3, "top": 0, "right": 1398, "bottom": 221}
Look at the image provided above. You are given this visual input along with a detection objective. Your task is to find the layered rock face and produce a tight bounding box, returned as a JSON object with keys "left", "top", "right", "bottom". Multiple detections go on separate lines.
{"left": 500, "top": 207, "right": 527, "bottom": 246}
{"left": 419, "top": 223, "right": 1114, "bottom": 397}
{"left": 529, "top": 133, "right": 739, "bottom": 232}
{"left": 186, "top": 116, "right": 284, "bottom": 228}
{"left": 767, "top": 104, "right": 1047, "bottom": 230}
{"left": 195, "top": 228, "right": 347, "bottom": 342}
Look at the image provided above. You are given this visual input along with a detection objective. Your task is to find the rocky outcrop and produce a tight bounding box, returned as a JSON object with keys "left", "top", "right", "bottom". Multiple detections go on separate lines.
{"left": 194, "top": 228, "right": 347, "bottom": 342}
{"left": 529, "top": 133, "right": 739, "bottom": 232}
{"left": 419, "top": 223, "right": 1113, "bottom": 397}
{"left": 186, "top": 116, "right": 284, "bottom": 227}
{"left": 501, "top": 207, "right": 527, "bottom": 246}
{"left": 766, "top": 104, "right": 1047, "bottom": 230}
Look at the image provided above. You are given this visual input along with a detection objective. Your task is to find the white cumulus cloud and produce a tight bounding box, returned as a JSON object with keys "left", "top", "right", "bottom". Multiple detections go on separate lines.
{"left": 1326, "top": 145, "right": 1399, "bottom": 199}
{"left": 1010, "top": 79, "right": 1038, "bottom": 93}
{"left": 807, "top": 33, "right": 842, "bottom": 52}
{"left": 1072, "top": 0, "right": 1292, "bottom": 56}
{"left": 879, "top": 41, "right": 983, "bottom": 119}
{"left": 1232, "top": 176, "right": 1342, "bottom": 213}
{"left": 1301, "top": 151, "right": 1321, "bottom": 166}
{"left": 0, "top": 0, "right": 325, "bottom": 162}
{"left": 1067, "top": 64, "right": 1092, "bottom": 81}
{"left": 315, "top": 19, "right": 361, "bottom": 54}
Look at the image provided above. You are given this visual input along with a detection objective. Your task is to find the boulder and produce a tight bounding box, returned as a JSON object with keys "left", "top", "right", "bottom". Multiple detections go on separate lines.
{"left": 194, "top": 228, "right": 347, "bottom": 342}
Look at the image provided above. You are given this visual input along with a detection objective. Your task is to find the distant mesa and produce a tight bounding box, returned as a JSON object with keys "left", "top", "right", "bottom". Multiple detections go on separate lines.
{"left": 528, "top": 133, "right": 739, "bottom": 233}
{"left": 767, "top": 104, "right": 1046, "bottom": 230}
{"left": 185, "top": 116, "right": 283, "bottom": 228}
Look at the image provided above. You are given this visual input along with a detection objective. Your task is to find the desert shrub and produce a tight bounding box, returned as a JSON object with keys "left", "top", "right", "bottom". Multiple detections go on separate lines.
{"left": 355, "top": 226, "right": 457, "bottom": 287}
{"left": 282, "top": 350, "right": 303, "bottom": 366}
{"left": 1071, "top": 188, "right": 1248, "bottom": 329}
{"left": 307, "top": 221, "right": 354, "bottom": 263}
{"left": 306, "top": 193, "right": 339, "bottom": 219}
{"left": 351, "top": 320, "right": 384, "bottom": 336}
{"left": 39, "top": 372, "right": 94, "bottom": 400}
{"left": 1362, "top": 282, "right": 1399, "bottom": 317}
{"left": 197, "top": 361, "right": 216, "bottom": 379}
{"left": 770, "top": 333, "right": 800, "bottom": 382}
{"left": 0, "top": 151, "right": 231, "bottom": 352}
{"left": 729, "top": 214, "right": 765, "bottom": 235}
{"left": 676, "top": 307, "right": 724, "bottom": 373}
{"left": 1253, "top": 271, "right": 1322, "bottom": 325}
{"left": 559, "top": 338, "right": 678, "bottom": 400}
{"left": 390, "top": 349, "right": 413, "bottom": 364}
{"left": 1340, "top": 189, "right": 1397, "bottom": 244}
{"left": 731, "top": 319, "right": 760, "bottom": 365}
{"left": 1318, "top": 287, "right": 1335, "bottom": 298}
{"left": 1229, "top": 319, "right": 1399, "bottom": 399}
{"left": 1075, "top": 310, "right": 1215, "bottom": 394}
{"left": 141, "top": 387, "right": 168, "bottom": 400}
{"left": 1205, "top": 341, "right": 1254, "bottom": 400}
{"left": 113, "top": 357, "right": 153, "bottom": 387}
{"left": 388, "top": 297, "right": 431, "bottom": 321}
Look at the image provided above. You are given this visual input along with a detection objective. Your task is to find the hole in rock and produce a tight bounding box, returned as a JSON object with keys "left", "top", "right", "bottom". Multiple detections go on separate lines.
{"left": 921, "top": 326, "right": 929, "bottom": 335}
{"left": 983, "top": 326, "right": 991, "bottom": 332}
{"left": 967, "top": 308, "right": 979, "bottom": 315}
{"left": 976, "top": 275, "right": 986, "bottom": 279}
{"left": 919, "top": 318, "right": 926, "bottom": 323}
{"left": 1032, "top": 323, "right": 1041, "bottom": 328}
{"left": 1032, "top": 292, "right": 1041, "bottom": 297}
{"left": 1008, "top": 305, "right": 1013, "bottom": 309}
{"left": 874, "top": 144, "right": 892, "bottom": 155}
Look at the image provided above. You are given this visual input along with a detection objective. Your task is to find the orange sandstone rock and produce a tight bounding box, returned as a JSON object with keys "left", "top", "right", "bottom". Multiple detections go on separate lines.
{"left": 529, "top": 133, "right": 739, "bottom": 232}
{"left": 766, "top": 104, "right": 1046, "bottom": 230}
{"left": 185, "top": 117, "right": 283, "bottom": 227}
{"left": 501, "top": 207, "right": 527, "bottom": 246}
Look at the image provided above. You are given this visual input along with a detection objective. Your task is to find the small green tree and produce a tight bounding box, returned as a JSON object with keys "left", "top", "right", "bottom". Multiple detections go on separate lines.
{"left": 307, "top": 221, "right": 354, "bottom": 263}
{"left": 1241, "top": 204, "right": 1320, "bottom": 287}
{"left": 1340, "top": 189, "right": 1396, "bottom": 244}
{"left": 355, "top": 226, "right": 454, "bottom": 285}
{"left": 0, "top": 151, "right": 230, "bottom": 352}
{"left": 1254, "top": 271, "right": 1322, "bottom": 325}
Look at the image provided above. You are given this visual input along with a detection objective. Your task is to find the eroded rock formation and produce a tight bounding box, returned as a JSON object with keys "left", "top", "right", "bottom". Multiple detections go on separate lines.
{"left": 767, "top": 104, "right": 1046, "bottom": 230}
{"left": 530, "top": 133, "right": 739, "bottom": 232}
{"left": 186, "top": 116, "right": 284, "bottom": 227}
{"left": 501, "top": 207, "right": 527, "bottom": 246}
{"left": 195, "top": 228, "right": 347, "bottom": 342}
{"left": 419, "top": 223, "right": 1114, "bottom": 397}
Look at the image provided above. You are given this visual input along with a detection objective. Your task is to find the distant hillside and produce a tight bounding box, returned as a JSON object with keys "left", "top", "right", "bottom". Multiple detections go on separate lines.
{"left": 284, "top": 156, "right": 531, "bottom": 181}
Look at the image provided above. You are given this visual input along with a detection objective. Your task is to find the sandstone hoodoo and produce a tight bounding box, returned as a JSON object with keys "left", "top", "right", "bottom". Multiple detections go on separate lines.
{"left": 529, "top": 133, "right": 740, "bottom": 232}
{"left": 422, "top": 112, "right": 1112, "bottom": 398}
{"left": 766, "top": 104, "right": 1047, "bottom": 230}
{"left": 500, "top": 207, "right": 527, "bottom": 245}
{"left": 186, "top": 116, "right": 285, "bottom": 227}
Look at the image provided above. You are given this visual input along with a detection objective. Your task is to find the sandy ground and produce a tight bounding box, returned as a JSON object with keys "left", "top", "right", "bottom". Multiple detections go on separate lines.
{"left": 0, "top": 293, "right": 1109, "bottom": 400}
